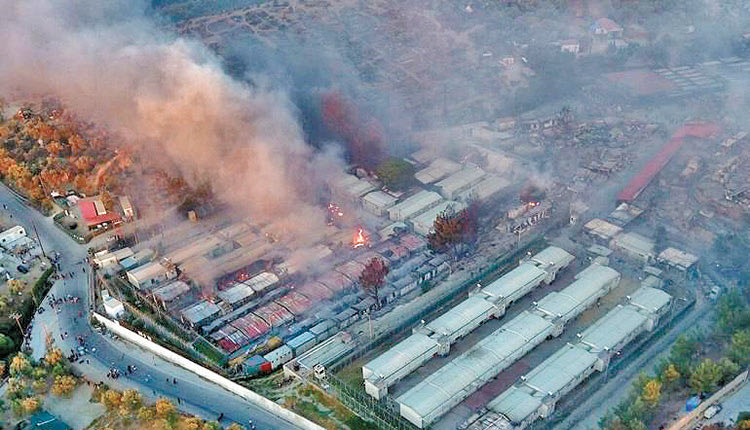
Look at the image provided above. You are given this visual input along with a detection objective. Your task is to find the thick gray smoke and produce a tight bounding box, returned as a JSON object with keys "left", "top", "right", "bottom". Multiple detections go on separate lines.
{"left": 0, "top": 0, "right": 344, "bottom": 236}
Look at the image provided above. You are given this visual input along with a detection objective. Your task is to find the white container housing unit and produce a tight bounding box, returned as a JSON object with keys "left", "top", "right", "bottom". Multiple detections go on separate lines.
{"left": 467, "top": 285, "right": 671, "bottom": 430}
{"left": 363, "top": 247, "right": 573, "bottom": 401}
{"left": 435, "top": 166, "right": 487, "bottom": 199}
{"left": 361, "top": 191, "right": 399, "bottom": 216}
{"left": 396, "top": 265, "right": 620, "bottom": 428}
{"left": 387, "top": 191, "right": 444, "bottom": 221}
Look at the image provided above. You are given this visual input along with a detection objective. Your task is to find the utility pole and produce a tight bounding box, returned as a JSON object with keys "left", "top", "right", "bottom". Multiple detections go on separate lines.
{"left": 10, "top": 312, "right": 24, "bottom": 336}
{"left": 31, "top": 220, "right": 47, "bottom": 258}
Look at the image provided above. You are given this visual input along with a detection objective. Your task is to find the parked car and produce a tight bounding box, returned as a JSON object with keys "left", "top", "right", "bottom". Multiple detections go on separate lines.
{"left": 704, "top": 404, "right": 722, "bottom": 419}
{"left": 16, "top": 265, "right": 29, "bottom": 274}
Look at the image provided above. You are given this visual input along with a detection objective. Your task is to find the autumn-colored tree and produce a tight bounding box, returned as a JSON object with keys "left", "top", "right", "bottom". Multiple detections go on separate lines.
{"left": 641, "top": 379, "right": 661, "bottom": 406}
{"left": 154, "top": 397, "right": 176, "bottom": 419}
{"left": 137, "top": 406, "right": 155, "bottom": 421}
{"left": 44, "top": 347, "right": 63, "bottom": 367}
{"left": 359, "top": 257, "right": 390, "bottom": 309}
{"left": 69, "top": 134, "right": 87, "bottom": 155}
{"left": 10, "top": 353, "right": 31, "bottom": 376}
{"left": 202, "top": 422, "right": 222, "bottom": 430}
{"left": 661, "top": 362, "right": 680, "bottom": 384}
{"left": 184, "top": 417, "right": 203, "bottom": 430}
{"left": 227, "top": 424, "right": 243, "bottom": 430}
{"left": 102, "top": 389, "right": 122, "bottom": 410}
{"left": 21, "top": 396, "right": 41, "bottom": 414}
{"left": 100, "top": 189, "right": 115, "bottom": 212}
{"left": 51, "top": 375, "right": 77, "bottom": 396}
{"left": 8, "top": 279, "right": 25, "bottom": 294}
{"left": 427, "top": 202, "right": 479, "bottom": 258}
{"left": 0, "top": 359, "right": 6, "bottom": 377}
{"left": 121, "top": 388, "right": 142, "bottom": 410}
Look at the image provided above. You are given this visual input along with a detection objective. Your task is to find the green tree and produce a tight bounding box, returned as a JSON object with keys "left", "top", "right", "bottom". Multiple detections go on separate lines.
{"left": 669, "top": 332, "right": 702, "bottom": 376}
{"left": 374, "top": 157, "right": 415, "bottom": 191}
{"left": 689, "top": 359, "right": 723, "bottom": 393}
{"left": 0, "top": 333, "right": 15, "bottom": 356}
{"left": 716, "top": 290, "right": 750, "bottom": 333}
{"left": 730, "top": 329, "right": 750, "bottom": 366}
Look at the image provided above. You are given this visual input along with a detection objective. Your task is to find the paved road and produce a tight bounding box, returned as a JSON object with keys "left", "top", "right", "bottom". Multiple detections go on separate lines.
{"left": 0, "top": 184, "right": 304, "bottom": 430}
{"left": 556, "top": 296, "right": 709, "bottom": 430}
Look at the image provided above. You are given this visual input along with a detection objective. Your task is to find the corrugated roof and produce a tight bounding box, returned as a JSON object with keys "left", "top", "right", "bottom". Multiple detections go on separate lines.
{"left": 217, "top": 283, "right": 255, "bottom": 305}
{"left": 426, "top": 296, "right": 496, "bottom": 338}
{"left": 363, "top": 333, "right": 439, "bottom": 380}
{"left": 628, "top": 286, "right": 672, "bottom": 315}
{"left": 529, "top": 246, "right": 575, "bottom": 270}
{"left": 388, "top": 191, "right": 443, "bottom": 220}
{"left": 579, "top": 305, "right": 647, "bottom": 353}
{"left": 362, "top": 191, "right": 398, "bottom": 208}
{"left": 181, "top": 300, "right": 221, "bottom": 324}
{"left": 535, "top": 266, "right": 618, "bottom": 320}
{"left": 487, "top": 388, "right": 541, "bottom": 425}
{"left": 435, "top": 166, "right": 486, "bottom": 197}
{"left": 152, "top": 280, "right": 190, "bottom": 302}
{"left": 480, "top": 263, "right": 546, "bottom": 300}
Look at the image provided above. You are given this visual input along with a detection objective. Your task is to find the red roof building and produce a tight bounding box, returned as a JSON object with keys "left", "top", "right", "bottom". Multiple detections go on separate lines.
{"left": 618, "top": 122, "right": 719, "bottom": 203}
{"left": 77, "top": 196, "right": 121, "bottom": 229}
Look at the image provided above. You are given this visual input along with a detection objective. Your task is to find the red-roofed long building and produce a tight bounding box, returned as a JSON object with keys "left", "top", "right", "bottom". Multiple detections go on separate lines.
{"left": 617, "top": 122, "right": 719, "bottom": 203}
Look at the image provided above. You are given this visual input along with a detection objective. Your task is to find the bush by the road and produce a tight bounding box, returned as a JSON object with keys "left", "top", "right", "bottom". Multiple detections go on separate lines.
{"left": 32, "top": 267, "right": 55, "bottom": 302}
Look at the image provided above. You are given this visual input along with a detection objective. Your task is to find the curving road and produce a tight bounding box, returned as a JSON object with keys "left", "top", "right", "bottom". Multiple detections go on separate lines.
{"left": 1, "top": 184, "right": 304, "bottom": 430}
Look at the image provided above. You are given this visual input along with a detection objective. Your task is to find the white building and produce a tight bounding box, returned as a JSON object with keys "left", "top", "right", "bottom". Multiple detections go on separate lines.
{"left": 361, "top": 191, "right": 399, "bottom": 216}
{"left": 435, "top": 166, "right": 487, "bottom": 199}
{"left": 101, "top": 290, "right": 125, "bottom": 319}
{"left": 610, "top": 232, "right": 655, "bottom": 263}
{"left": 387, "top": 191, "right": 444, "bottom": 221}
{"left": 657, "top": 247, "right": 699, "bottom": 272}
{"left": 0, "top": 226, "right": 26, "bottom": 247}
{"left": 126, "top": 261, "right": 176, "bottom": 290}
{"left": 414, "top": 158, "right": 462, "bottom": 184}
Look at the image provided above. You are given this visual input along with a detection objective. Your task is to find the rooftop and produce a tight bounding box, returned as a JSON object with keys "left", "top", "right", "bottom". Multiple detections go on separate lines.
{"left": 425, "top": 296, "right": 497, "bottom": 338}
{"left": 628, "top": 286, "right": 672, "bottom": 315}
{"left": 414, "top": 158, "right": 462, "bottom": 184}
{"left": 584, "top": 218, "right": 622, "bottom": 240}
{"left": 480, "top": 263, "right": 546, "bottom": 300}
{"left": 217, "top": 282, "right": 255, "bottom": 305}
{"left": 181, "top": 300, "right": 221, "bottom": 324}
{"left": 658, "top": 247, "right": 699, "bottom": 270}
{"left": 152, "top": 280, "right": 190, "bottom": 302}
{"left": 77, "top": 196, "right": 121, "bottom": 226}
{"left": 578, "top": 305, "right": 648, "bottom": 353}
{"left": 529, "top": 246, "right": 575, "bottom": 271}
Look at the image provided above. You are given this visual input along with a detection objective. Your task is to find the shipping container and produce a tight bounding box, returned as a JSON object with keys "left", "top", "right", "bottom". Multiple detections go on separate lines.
{"left": 263, "top": 345, "right": 293, "bottom": 369}
{"left": 287, "top": 332, "right": 317, "bottom": 356}
{"left": 309, "top": 320, "right": 336, "bottom": 342}
{"left": 243, "top": 355, "right": 272, "bottom": 376}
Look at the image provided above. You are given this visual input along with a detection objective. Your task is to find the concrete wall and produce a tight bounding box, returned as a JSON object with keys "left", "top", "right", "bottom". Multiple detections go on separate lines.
{"left": 92, "top": 313, "right": 324, "bottom": 430}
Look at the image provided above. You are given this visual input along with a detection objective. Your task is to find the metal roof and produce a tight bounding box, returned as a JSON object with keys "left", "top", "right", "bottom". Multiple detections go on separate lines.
{"left": 480, "top": 263, "right": 546, "bottom": 300}
{"left": 363, "top": 333, "right": 439, "bottom": 380}
{"left": 425, "top": 296, "right": 497, "bottom": 338}
{"left": 584, "top": 218, "right": 622, "bottom": 239}
{"left": 487, "top": 388, "right": 541, "bottom": 425}
{"left": 387, "top": 191, "right": 443, "bottom": 220}
{"left": 152, "top": 280, "right": 190, "bottom": 302}
{"left": 397, "top": 311, "right": 553, "bottom": 426}
{"left": 435, "top": 166, "right": 486, "bottom": 197}
{"left": 181, "top": 300, "right": 221, "bottom": 324}
{"left": 628, "top": 286, "right": 672, "bottom": 315}
{"left": 217, "top": 282, "right": 255, "bottom": 305}
{"left": 490, "top": 344, "right": 597, "bottom": 421}
{"left": 529, "top": 246, "right": 575, "bottom": 271}
{"left": 658, "top": 247, "right": 699, "bottom": 270}
{"left": 458, "top": 175, "right": 510, "bottom": 202}
{"left": 362, "top": 191, "right": 398, "bottom": 209}
{"left": 276, "top": 292, "right": 313, "bottom": 315}
{"left": 578, "top": 305, "right": 648, "bottom": 353}
{"left": 414, "top": 158, "right": 461, "bottom": 184}
{"left": 127, "top": 261, "right": 167, "bottom": 283}
{"left": 610, "top": 232, "right": 655, "bottom": 257}
{"left": 535, "top": 266, "right": 619, "bottom": 321}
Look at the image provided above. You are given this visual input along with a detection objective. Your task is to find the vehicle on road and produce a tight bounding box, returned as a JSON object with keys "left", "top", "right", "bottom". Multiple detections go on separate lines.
{"left": 704, "top": 404, "right": 722, "bottom": 419}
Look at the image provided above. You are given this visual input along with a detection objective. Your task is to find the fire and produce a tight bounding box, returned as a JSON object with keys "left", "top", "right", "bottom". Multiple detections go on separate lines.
{"left": 352, "top": 227, "right": 368, "bottom": 249}
{"left": 528, "top": 201, "right": 539, "bottom": 208}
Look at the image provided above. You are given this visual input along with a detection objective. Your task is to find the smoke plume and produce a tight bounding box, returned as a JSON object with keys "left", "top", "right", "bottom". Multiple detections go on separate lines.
{"left": 0, "top": 0, "right": 344, "bottom": 235}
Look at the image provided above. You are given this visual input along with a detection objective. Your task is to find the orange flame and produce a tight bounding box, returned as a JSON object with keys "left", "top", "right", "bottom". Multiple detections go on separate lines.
{"left": 352, "top": 228, "right": 367, "bottom": 248}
